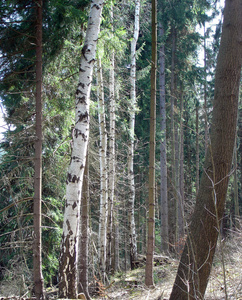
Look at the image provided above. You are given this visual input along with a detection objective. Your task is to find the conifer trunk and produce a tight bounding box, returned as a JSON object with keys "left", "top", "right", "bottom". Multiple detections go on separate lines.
{"left": 145, "top": 0, "right": 157, "bottom": 286}
{"left": 59, "top": 1, "right": 104, "bottom": 297}
{"left": 158, "top": 22, "right": 168, "bottom": 253}
{"left": 169, "top": 0, "right": 242, "bottom": 297}
{"left": 196, "top": 100, "right": 200, "bottom": 195}
{"left": 169, "top": 27, "right": 177, "bottom": 248}
{"left": 33, "top": 0, "right": 44, "bottom": 298}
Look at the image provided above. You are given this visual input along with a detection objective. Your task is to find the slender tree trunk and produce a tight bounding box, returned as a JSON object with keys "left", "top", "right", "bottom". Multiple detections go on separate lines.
{"left": 128, "top": 0, "right": 140, "bottom": 269}
{"left": 169, "top": 0, "right": 242, "bottom": 298}
{"left": 33, "top": 1, "right": 44, "bottom": 298}
{"left": 145, "top": 0, "right": 157, "bottom": 286}
{"left": 107, "top": 24, "right": 115, "bottom": 273}
{"left": 233, "top": 145, "right": 239, "bottom": 229}
{"left": 178, "top": 89, "right": 184, "bottom": 251}
{"left": 169, "top": 27, "right": 177, "bottom": 248}
{"left": 204, "top": 25, "right": 209, "bottom": 151}
{"left": 59, "top": 1, "right": 104, "bottom": 297}
{"left": 238, "top": 105, "right": 242, "bottom": 227}
{"left": 158, "top": 22, "right": 168, "bottom": 253}
{"left": 78, "top": 155, "right": 90, "bottom": 300}
{"left": 97, "top": 57, "right": 108, "bottom": 280}
{"left": 196, "top": 100, "right": 200, "bottom": 195}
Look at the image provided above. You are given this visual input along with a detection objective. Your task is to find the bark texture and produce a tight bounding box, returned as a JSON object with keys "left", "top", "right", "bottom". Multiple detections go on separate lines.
{"left": 128, "top": 0, "right": 140, "bottom": 269}
{"left": 169, "top": 0, "right": 242, "bottom": 298}
{"left": 59, "top": 1, "right": 104, "bottom": 297}
{"left": 78, "top": 155, "right": 90, "bottom": 300}
{"left": 107, "top": 25, "right": 115, "bottom": 273}
{"left": 97, "top": 57, "right": 108, "bottom": 279}
{"left": 158, "top": 23, "right": 168, "bottom": 253}
{"left": 33, "top": 0, "right": 44, "bottom": 298}
{"left": 145, "top": 0, "right": 157, "bottom": 287}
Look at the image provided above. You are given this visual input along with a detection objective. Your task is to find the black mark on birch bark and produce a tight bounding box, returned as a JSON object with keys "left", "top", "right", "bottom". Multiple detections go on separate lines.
{"left": 78, "top": 111, "right": 89, "bottom": 122}
{"left": 77, "top": 96, "right": 87, "bottom": 105}
{"left": 78, "top": 82, "right": 85, "bottom": 89}
{"left": 66, "top": 219, "right": 73, "bottom": 235}
{"left": 67, "top": 172, "right": 80, "bottom": 183}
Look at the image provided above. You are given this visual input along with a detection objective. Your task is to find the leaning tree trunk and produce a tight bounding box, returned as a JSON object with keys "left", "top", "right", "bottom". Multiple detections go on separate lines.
{"left": 128, "top": 0, "right": 140, "bottom": 270}
{"left": 169, "top": 0, "right": 242, "bottom": 298}
{"left": 59, "top": 1, "right": 104, "bottom": 297}
{"left": 33, "top": 1, "right": 44, "bottom": 298}
{"left": 145, "top": 0, "right": 157, "bottom": 287}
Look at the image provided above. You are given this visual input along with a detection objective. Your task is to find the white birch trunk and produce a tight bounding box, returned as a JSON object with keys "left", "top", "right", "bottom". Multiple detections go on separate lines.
{"left": 59, "top": 1, "right": 104, "bottom": 297}
{"left": 128, "top": 0, "right": 140, "bottom": 269}
{"left": 107, "top": 45, "right": 115, "bottom": 273}
{"left": 97, "top": 57, "right": 108, "bottom": 278}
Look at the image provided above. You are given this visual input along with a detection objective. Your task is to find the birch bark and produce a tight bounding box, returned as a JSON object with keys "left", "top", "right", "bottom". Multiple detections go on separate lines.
{"left": 59, "top": 1, "right": 104, "bottom": 297}
{"left": 97, "top": 57, "right": 108, "bottom": 279}
{"left": 107, "top": 48, "right": 115, "bottom": 273}
{"left": 78, "top": 155, "right": 90, "bottom": 300}
{"left": 128, "top": 0, "right": 140, "bottom": 269}
{"left": 107, "top": 8, "right": 116, "bottom": 273}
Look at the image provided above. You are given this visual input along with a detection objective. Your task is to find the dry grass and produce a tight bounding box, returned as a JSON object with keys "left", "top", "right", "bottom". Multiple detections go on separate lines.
{"left": 0, "top": 230, "right": 241, "bottom": 299}
{"left": 102, "top": 230, "right": 242, "bottom": 300}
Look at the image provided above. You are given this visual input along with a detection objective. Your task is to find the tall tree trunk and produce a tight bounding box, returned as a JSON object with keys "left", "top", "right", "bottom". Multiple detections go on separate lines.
{"left": 59, "top": 1, "right": 104, "bottom": 297}
{"left": 238, "top": 105, "right": 242, "bottom": 227}
{"left": 169, "top": 0, "right": 242, "bottom": 298}
{"left": 196, "top": 100, "right": 200, "bottom": 195}
{"left": 158, "top": 22, "right": 168, "bottom": 253}
{"left": 203, "top": 24, "right": 209, "bottom": 152}
{"left": 33, "top": 1, "right": 44, "bottom": 298}
{"left": 128, "top": 0, "right": 140, "bottom": 269}
{"left": 169, "top": 27, "right": 177, "bottom": 248}
{"left": 97, "top": 57, "right": 108, "bottom": 280}
{"left": 178, "top": 89, "right": 184, "bottom": 251}
{"left": 233, "top": 145, "right": 239, "bottom": 229}
{"left": 106, "top": 21, "right": 115, "bottom": 273}
{"left": 145, "top": 0, "right": 157, "bottom": 287}
{"left": 78, "top": 155, "right": 90, "bottom": 300}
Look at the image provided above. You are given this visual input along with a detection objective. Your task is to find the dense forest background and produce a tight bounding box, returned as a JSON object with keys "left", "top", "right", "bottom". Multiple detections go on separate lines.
{"left": 0, "top": 0, "right": 241, "bottom": 299}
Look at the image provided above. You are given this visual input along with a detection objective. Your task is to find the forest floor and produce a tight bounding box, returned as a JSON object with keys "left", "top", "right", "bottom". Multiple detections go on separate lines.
{"left": 0, "top": 233, "right": 241, "bottom": 299}
{"left": 95, "top": 233, "right": 242, "bottom": 300}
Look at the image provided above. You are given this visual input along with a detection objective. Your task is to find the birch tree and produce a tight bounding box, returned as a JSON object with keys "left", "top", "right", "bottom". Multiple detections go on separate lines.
{"left": 59, "top": 0, "right": 104, "bottom": 297}
{"left": 107, "top": 6, "right": 116, "bottom": 273}
{"left": 128, "top": 0, "right": 140, "bottom": 269}
{"left": 97, "top": 57, "right": 108, "bottom": 279}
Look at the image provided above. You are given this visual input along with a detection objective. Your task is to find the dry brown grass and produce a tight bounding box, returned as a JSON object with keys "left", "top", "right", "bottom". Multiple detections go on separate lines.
{"left": 102, "top": 229, "right": 242, "bottom": 300}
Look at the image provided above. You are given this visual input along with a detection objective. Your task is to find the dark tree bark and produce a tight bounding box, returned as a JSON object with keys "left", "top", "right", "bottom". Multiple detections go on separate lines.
{"left": 145, "top": 0, "right": 157, "bottom": 287}
{"left": 158, "top": 22, "right": 168, "bottom": 253}
{"left": 33, "top": 0, "right": 44, "bottom": 298}
{"left": 169, "top": 0, "right": 242, "bottom": 298}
